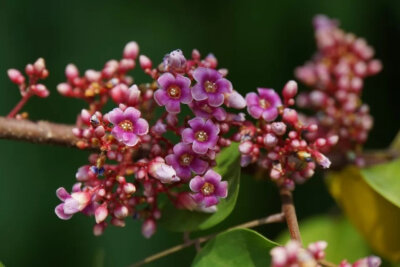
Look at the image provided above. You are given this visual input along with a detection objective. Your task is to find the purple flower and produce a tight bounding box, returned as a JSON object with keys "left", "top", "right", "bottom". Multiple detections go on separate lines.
{"left": 55, "top": 184, "right": 91, "bottom": 220}
{"left": 182, "top": 118, "right": 220, "bottom": 154}
{"left": 192, "top": 67, "right": 232, "bottom": 107}
{"left": 246, "top": 88, "right": 282, "bottom": 121}
{"left": 166, "top": 142, "right": 209, "bottom": 181}
{"left": 107, "top": 107, "right": 149, "bottom": 146}
{"left": 154, "top": 73, "right": 192, "bottom": 113}
{"left": 189, "top": 169, "right": 228, "bottom": 207}
{"left": 189, "top": 100, "right": 227, "bottom": 121}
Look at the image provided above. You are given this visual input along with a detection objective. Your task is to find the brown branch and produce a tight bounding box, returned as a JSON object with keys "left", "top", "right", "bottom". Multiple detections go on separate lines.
{"left": 319, "top": 259, "right": 338, "bottom": 267}
{"left": 130, "top": 212, "right": 285, "bottom": 267}
{"left": 280, "top": 188, "right": 302, "bottom": 243}
{"left": 0, "top": 116, "right": 79, "bottom": 148}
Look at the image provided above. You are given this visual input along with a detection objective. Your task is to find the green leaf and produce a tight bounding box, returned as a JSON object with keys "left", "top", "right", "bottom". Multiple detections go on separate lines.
{"left": 362, "top": 158, "right": 400, "bottom": 208}
{"left": 390, "top": 130, "right": 400, "bottom": 152}
{"left": 192, "top": 228, "right": 276, "bottom": 267}
{"left": 276, "top": 215, "right": 371, "bottom": 263}
{"left": 160, "top": 142, "right": 241, "bottom": 232}
{"left": 0, "top": 262, "right": 5, "bottom": 267}
{"left": 326, "top": 166, "right": 400, "bottom": 262}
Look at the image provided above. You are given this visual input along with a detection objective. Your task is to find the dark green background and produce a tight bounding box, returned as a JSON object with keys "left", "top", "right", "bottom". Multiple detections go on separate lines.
{"left": 0, "top": 0, "right": 399, "bottom": 266}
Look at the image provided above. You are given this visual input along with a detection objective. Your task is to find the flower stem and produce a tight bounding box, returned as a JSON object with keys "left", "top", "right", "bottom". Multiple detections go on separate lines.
{"left": 7, "top": 93, "right": 32, "bottom": 118}
{"left": 130, "top": 213, "right": 285, "bottom": 267}
{"left": 280, "top": 188, "right": 302, "bottom": 243}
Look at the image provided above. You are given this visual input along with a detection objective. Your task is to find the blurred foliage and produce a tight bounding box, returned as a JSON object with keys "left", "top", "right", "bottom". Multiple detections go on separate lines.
{"left": 277, "top": 216, "right": 371, "bottom": 263}
{"left": 327, "top": 165, "right": 400, "bottom": 262}
{"left": 0, "top": 0, "right": 399, "bottom": 266}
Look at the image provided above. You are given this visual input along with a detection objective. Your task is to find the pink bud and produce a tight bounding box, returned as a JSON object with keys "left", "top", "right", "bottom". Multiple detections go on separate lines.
{"left": 32, "top": 84, "right": 49, "bottom": 98}
{"left": 94, "top": 126, "right": 105, "bottom": 137}
{"left": 57, "top": 83, "right": 72, "bottom": 96}
{"left": 313, "top": 151, "right": 331, "bottom": 169}
{"left": 148, "top": 160, "right": 180, "bottom": 183}
{"left": 126, "top": 85, "right": 141, "bottom": 106}
{"left": 65, "top": 63, "right": 79, "bottom": 80}
{"left": 93, "top": 223, "right": 106, "bottom": 236}
{"left": 239, "top": 141, "right": 253, "bottom": 154}
{"left": 270, "top": 168, "right": 281, "bottom": 179}
{"left": 114, "top": 205, "right": 129, "bottom": 219}
{"left": 33, "top": 58, "right": 46, "bottom": 74}
{"left": 111, "top": 218, "right": 126, "bottom": 227}
{"left": 139, "top": 55, "right": 152, "bottom": 69}
{"left": 119, "top": 58, "right": 135, "bottom": 72}
{"left": 25, "top": 64, "right": 34, "bottom": 76}
{"left": 95, "top": 203, "right": 108, "bottom": 224}
{"left": 264, "top": 133, "right": 278, "bottom": 147}
{"left": 271, "top": 122, "right": 287, "bottom": 136}
{"left": 226, "top": 91, "right": 246, "bottom": 109}
{"left": 205, "top": 53, "right": 218, "bottom": 68}
{"left": 192, "top": 49, "right": 201, "bottom": 60}
{"left": 7, "top": 69, "right": 25, "bottom": 84}
{"left": 164, "top": 49, "right": 186, "bottom": 71}
{"left": 142, "top": 218, "right": 156, "bottom": 239}
{"left": 282, "top": 80, "right": 298, "bottom": 100}
{"left": 85, "top": 69, "right": 101, "bottom": 82}
{"left": 123, "top": 183, "right": 136, "bottom": 194}
{"left": 282, "top": 108, "right": 298, "bottom": 125}
{"left": 80, "top": 109, "right": 91, "bottom": 124}
{"left": 123, "top": 41, "right": 139, "bottom": 59}
{"left": 368, "top": 60, "right": 382, "bottom": 75}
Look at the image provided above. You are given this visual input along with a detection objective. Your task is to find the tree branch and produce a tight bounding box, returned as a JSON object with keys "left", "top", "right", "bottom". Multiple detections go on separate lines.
{"left": 130, "top": 212, "right": 285, "bottom": 267}
{"left": 0, "top": 116, "right": 79, "bottom": 148}
{"left": 280, "top": 188, "right": 302, "bottom": 243}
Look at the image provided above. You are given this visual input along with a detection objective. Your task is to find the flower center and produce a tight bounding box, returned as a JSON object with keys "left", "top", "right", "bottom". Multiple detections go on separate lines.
{"left": 200, "top": 104, "right": 213, "bottom": 113}
{"left": 180, "top": 153, "right": 193, "bottom": 166}
{"left": 195, "top": 130, "right": 208, "bottom": 142}
{"left": 259, "top": 99, "right": 270, "bottom": 109}
{"left": 201, "top": 182, "right": 215, "bottom": 195}
{"left": 167, "top": 85, "right": 181, "bottom": 99}
{"left": 119, "top": 120, "right": 133, "bottom": 132}
{"left": 204, "top": 81, "right": 217, "bottom": 93}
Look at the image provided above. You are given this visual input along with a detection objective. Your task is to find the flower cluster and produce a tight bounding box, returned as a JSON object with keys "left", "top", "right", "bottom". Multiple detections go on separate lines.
{"left": 295, "top": 15, "right": 382, "bottom": 165}
{"left": 57, "top": 42, "right": 139, "bottom": 112}
{"left": 271, "top": 240, "right": 381, "bottom": 267}
{"left": 7, "top": 58, "right": 50, "bottom": 118}
{"left": 237, "top": 80, "right": 332, "bottom": 190}
{"left": 55, "top": 43, "right": 245, "bottom": 237}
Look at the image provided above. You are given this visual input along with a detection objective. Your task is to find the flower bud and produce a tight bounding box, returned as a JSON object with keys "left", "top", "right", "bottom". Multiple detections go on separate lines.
{"left": 95, "top": 203, "right": 108, "bottom": 224}
{"left": 123, "top": 183, "right": 136, "bottom": 194}
{"left": 57, "top": 83, "right": 72, "bottom": 96}
{"left": 271, "top": 122, "right": 287, "bottom": 136}
{"left": 264, "top": 133, "right": 278, "bottom": 147}
{"left": 176, "top": 192, "right": 197, "bottom": 210}
{"left": 7, "top": 69, "right": 25, "bottom": 85}
{"left": 139, "top": 55, "right": 152, "bottom": 69}
{"left": 142, "top": 218, "right": 156, "bottom": 239}
{"left": 148, "top": 159, "right": 180, "bottom": 183}
{"left": 33, "top": 58, "right": 46, "bottom": 74}
{"left": 114, "top": 205, "right": 129, "bottom": 219}
{"left": 119, "top": 58, "right": 135, "bottom": 72}
{"left": 239, "top": 141, "right": 252, "bottom": 154}
{"left": 123, "top": 41, "right": 139, "bottom": 59}
{"left": 313, "top": 151, "right": 331, "bottom": 169}
{"left": 164, "top": 49, "right": 186, "bottom": 71}
{"left": 282, "top": 108, "right": 298, "bottom": 125}
{"left": 32, "top": 84, "right": 49, "bottom": 98}
{"left": 65, "top": 64, "right": 79, "bottom": 80}
{"left": 85, "top": 69, "right": 101, "bottom": 82}
{"left": 226, "top": 91, "right": 246, "bottom": 109}
{"left": 282, "top": 80, "right": 298, "bottom": 100}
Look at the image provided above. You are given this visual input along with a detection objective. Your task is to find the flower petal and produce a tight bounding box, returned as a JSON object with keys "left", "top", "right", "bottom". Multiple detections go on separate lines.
{"left": 203, "top": 196, "right": 219, "bottom": 207}
{"left": 182, "top": 128, "right": 194, "bottom": 144}
{"left": 154, "top": 89, "right": 169, "bottom": 106}
{"left": 157, "top": 72, "right": 175, "bottom": 89}
{"left": 165, "top": 100, "right": 181, "bottom": 114}
{"left": 189, "top": 176, "right": 204, "bottom": 192}
{"left": 55, "top": 204, "right": 73, "bottom": 220}
{"left": 134, "top": 118, "right": 149, "bottom": 135}
{"left": 193, "top": 141, "right": 209, "bottom": 154}
{"left": 56, "top": 187, "right": 70, "bottom": 201}
{"left": 190, "top": 158, "right": 208, "bottom": 174}
{"left": 191, "top": 84, "right": 208, "bottom": 101}
{"left": 207, "top": 93, "right": 224, "bottom": 107}
{"left": 107, "top": 108, "right": 124, "bottom": 124}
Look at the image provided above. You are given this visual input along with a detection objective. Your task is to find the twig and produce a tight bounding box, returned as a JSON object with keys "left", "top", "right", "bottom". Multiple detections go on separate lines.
{"left": 0, "top": 116, "right": 79, "bottom": 148}
{"left": 7, "top": 94, "right": 32, "bottom": 118}
{"left": 129, "top": 212, "right": 285, "bottom": 267}
{"left": 280, "top": 188, "right": 302, "bottom": 243}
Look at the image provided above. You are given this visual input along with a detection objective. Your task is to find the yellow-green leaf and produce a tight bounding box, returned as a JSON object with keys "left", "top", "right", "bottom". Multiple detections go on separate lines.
{"left": 326, "top": 166, "right": 400, "bottom": 262}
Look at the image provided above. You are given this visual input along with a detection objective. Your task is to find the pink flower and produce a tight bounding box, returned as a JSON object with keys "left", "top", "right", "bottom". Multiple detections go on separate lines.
{"left": 246, "top": 88, "right": 282, "bottom": 121}
{"left": 189, "top": 169, "right": 228, "bottom": 207}
{"left": 107, "top": 107, "right": 149, "bottom": 146}
{"left": 192, "top": 67, "right": 232, "bottom": 107}
{"left": 55, "top": 184, "right": 91, "bottom": 220}
{"left": 166, "top": 142, "right": 209, "bottom": 180}
{"left": 154, "top": 73, "right": 192, "bottom": 113}
{"left": 181, "top": 118, "right": 220, "bottom": 154}
{"left": 189, "top": 100, "right": 227, "bottom": 121}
